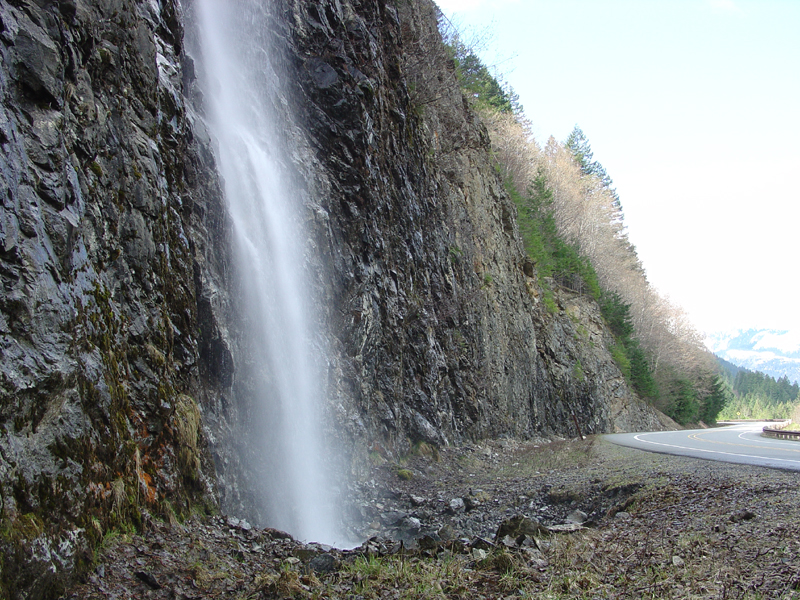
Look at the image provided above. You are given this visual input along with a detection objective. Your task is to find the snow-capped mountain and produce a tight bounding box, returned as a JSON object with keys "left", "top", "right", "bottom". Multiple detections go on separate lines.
{"left": 706, "top": 329, "right": 800, "bottom": 384}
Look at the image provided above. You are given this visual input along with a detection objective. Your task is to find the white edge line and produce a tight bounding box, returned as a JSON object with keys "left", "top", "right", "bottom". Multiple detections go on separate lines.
{"left": 631, "top": 433, "right": 800, "bottom": 467}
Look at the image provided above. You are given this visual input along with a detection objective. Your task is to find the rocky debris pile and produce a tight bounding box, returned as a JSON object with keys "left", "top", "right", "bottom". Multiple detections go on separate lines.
{"left": 64, "top": 511, "right": 563, "bottom": 599}
{"left": 342, "top": 438, "right": 630, "bottom": 544}
{"left": 66, "top": 436, "right": 800, "bottom": 599}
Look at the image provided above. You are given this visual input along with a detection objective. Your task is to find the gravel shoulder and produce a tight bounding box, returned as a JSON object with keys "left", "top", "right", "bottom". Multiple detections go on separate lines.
{"left": 65, "top": 435, "right": 800, "bottom": 599}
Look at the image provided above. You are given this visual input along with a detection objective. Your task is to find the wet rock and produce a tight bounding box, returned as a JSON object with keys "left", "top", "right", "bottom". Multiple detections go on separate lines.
{"left": 13, "top": 16, "right": 63, "bottom": 105}
{"left": 306, "top": 57, "right": 339, "bottom": 89}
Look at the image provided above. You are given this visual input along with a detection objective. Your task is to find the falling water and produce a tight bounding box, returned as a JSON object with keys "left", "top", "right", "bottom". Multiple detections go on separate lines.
{"left": 192, "top": 1, "right": 339, "bottom": 544}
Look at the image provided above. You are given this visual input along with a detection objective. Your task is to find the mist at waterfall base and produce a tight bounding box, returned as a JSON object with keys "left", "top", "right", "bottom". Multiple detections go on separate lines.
{"left": 192, "top": 1, "right": 348, "bottom": 546}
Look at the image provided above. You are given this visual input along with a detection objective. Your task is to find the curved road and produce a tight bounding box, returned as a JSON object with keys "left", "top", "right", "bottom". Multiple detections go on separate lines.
{"left": 606, "top": 422, "right": 800, "bottom": 471}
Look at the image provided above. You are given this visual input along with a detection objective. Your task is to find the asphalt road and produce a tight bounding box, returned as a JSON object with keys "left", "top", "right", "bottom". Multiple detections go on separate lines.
{"left": 605, "top": 421, "right": 800, "bottom": 471}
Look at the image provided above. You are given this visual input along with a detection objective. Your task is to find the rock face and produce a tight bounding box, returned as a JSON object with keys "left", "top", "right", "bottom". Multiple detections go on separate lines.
{"left": 0, "top": 0, "right": 228, "bottom": 595}
{"left": 260, "top": 0, "right": 671, "bottom": 463}
{"left": 0, "top": 0, "right": 668, "bottom": 596}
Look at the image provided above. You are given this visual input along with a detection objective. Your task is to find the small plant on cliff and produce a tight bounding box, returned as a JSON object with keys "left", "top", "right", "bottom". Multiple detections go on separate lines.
{"left": 394, "top": 467, "right": 414, "bottom": 481}
{"left": 448, "top": 245, "right": 463, "bottom": 264}
{"left": 572, "top": 360, "right": 586, "bottom": 383}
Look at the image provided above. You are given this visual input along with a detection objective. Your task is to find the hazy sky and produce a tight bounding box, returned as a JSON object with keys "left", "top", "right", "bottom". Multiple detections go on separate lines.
{"left": 434, "top": 0, "right": 800, "bottom": 334}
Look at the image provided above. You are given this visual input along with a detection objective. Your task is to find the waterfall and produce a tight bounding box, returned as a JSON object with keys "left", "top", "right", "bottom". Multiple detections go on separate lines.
{"left": 192, "top": 1, "right": 340, "bottom": 545}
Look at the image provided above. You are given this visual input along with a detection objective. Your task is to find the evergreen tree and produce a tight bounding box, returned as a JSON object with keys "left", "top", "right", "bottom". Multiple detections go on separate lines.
{"left": 599, "top": 291, "right": 658, "bottom": 399}
{"left": 565, "top": 126, "right": 620, "bottom": 206}
{"left": 446, "top": 37, "right": 515, "bottom": 114}
{"left": 699, "top": 376, "right": 731, "bottom": 424}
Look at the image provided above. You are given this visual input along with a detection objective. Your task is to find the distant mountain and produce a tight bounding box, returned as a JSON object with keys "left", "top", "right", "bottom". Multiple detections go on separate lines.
{"left": 706, "top": 329, "right": 800, "bottom": 385}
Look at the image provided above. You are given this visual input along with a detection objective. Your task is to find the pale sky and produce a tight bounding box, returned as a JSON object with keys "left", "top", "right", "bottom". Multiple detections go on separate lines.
{"left": 434, "top": 0, "right": 800, "bottom": 335}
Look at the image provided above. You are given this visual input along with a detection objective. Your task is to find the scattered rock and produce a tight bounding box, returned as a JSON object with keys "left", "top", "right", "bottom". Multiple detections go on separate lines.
{"left": 294, "top": 547, "right": 320, "bottom": 561}
{"left": 380, "top": 511, "right": 407, "bottom": 526}
{"left": 472, "top": 548, "right": 488, "bottom": 561}
{"left": 469, "top": 537, "right": 495, "bottom": 551}
{"left": 418, "top": 535, "right": 439, "bottom": 551}
{"left": 400, "top": 516, "right": 422, "bottom": 534}
{"left": 566, "top": 509, "right": 587, "bottom": 524}
{"left": 501, "top": 534, "right": 518, "bottom": 548}
{"left": 438, "top": 524, "right": 456, "bottom": 541}
{"left": 547, "top": 523, "right": 584, "bottom": 533}
{"left": 448, "top": 498, "right": 465, "bottom": 513}
{"left": 672, "top": 555, "right": 685, "bottom": 567}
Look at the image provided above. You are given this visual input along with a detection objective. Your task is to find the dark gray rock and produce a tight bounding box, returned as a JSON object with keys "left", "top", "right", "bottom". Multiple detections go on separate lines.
{"left": 12, "top": 14, "right": 63, "bottom": 105}
{"left": 307, "top": 553, "right": 341, "bottom": 575}
{"left": 400, "top": 516, "right": 422, "bottom": 534}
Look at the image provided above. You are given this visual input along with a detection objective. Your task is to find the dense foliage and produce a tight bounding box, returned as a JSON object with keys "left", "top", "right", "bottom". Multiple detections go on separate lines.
{"left": 599, "top": 292, "right": 658, "bottom": 400}
{"left": 509, "top": 175, "right": 600, "bottom": 299}
{"left": 445, "top": 35, "right": 518, "bottom": 114}
{"left": 718, "top": 367, "right": 800, "bottom": 420}
{"left": 733, "top": 370, "right": 799, "bottom": 402}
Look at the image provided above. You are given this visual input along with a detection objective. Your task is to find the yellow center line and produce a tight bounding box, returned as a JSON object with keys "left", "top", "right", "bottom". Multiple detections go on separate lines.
{"left": 687, "top": 432, "right": 800, "bottom": 454}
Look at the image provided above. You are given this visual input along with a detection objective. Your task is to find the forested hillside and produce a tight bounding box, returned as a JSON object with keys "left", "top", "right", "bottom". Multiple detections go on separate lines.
{"left": 718, "top": 366, "right": 800, "bottom": 420}
{"left": 440, "top": 16, "right": 725, "bottom": 424}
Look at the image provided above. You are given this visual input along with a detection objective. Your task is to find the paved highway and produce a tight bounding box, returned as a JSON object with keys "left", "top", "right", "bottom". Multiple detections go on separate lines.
{"left": 606, "top": 422, "right": 800, "bottom": 471}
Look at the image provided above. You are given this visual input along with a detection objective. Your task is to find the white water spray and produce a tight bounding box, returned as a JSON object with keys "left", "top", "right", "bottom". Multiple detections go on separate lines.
{"left": 193, "top": 1, "right": 339, "bottom": 545}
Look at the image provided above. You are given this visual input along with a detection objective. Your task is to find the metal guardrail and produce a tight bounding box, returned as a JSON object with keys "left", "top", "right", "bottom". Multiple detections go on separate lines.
{"left": 762, "top": 428, "right": 800, "bottom": 440}
{"left": 762, "top": 420, "right": 800, "bottom": 441}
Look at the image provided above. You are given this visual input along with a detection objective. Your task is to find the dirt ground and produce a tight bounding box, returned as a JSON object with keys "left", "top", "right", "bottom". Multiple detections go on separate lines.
{"left": 65, "top": 435, "right": 800, "bottom": 599}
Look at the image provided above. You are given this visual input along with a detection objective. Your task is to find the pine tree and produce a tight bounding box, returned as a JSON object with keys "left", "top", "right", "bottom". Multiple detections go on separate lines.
{"left": 565, "top": 126, "right": 619, "bottom": 205}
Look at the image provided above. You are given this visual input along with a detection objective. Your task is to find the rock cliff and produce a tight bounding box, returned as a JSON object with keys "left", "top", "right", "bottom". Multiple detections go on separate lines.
{"left": 0, "top": 0, "right": 669, "bottom": 596}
